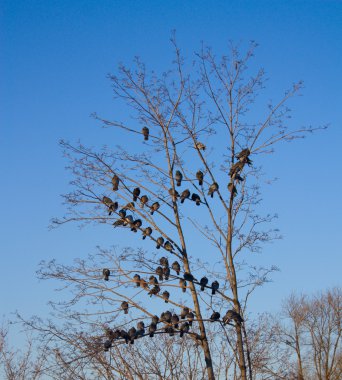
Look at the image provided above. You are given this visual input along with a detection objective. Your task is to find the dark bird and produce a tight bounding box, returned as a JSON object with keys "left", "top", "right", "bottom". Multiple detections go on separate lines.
{"left": 199, "top": 276, "right": 208, "bottom": 291}
{"left": 140, "top": 278, "right": 149, "bottom": 289}
{"left": 180, "top": 189, "right": 190, "bottom": 203}
{"left": 128, "top": 327, "right": 137, "bottom": 344}
{"left": 175, "top": 170, "right": 183, "bottom": 186}
{"left": 142, "top": 227, "right": 152, "bottom": 240}
{"left": 180, "top": 322, "right": 190, "bottom": 337}
{"left": 165, "top": 326, "right": 175, "bottom": 336}
{"left": 162, "top": 290, "right": 170, "bottom": 303}
{"left": 156, "top": 266, "right": 163, "bottom": 281}
{"left": 171, "top": 314, "right": 179, "bottom": 328}
{"left": 123, "top": 202, "right": 135, "bottom": 211}
{"left": 104, "top": 340, "right": 112, "bottom": 352}
{"left": 210, "top": 311, "right": 221, "bottom": 322}
{"left": 150, "top": 201, "right": 160, "bottom": 215}
{"left": 133, "top": 274, "right": 141, "bottom": 287}
{"left": 163, "top": 266, "right": 170, "bottom": 281}
{"left": 180, "top": 307, "right": 190, "bottom": 319}
{"left": 140, "top": 195, "right": 149, "bottom": 208}
{"left": 142, "top": 126, "right": 149, "bottom": 141}
{"left": 123, "top": 215, "right": 134, "bottom": 226}
{"left": 118, "top": 209, "right": 126, "bottom": 218}
{"left": 113, "top": 219, "right": 125, "bottom": 228}
{"left": 133, "top": 187, "right": 140, "bottom": 201}
{"left": 159, "top": 257, "right": 169, "bottom": 267}
{"left": 235, "top": 173, "right": 244, "bottom": 183}
{"left": 171, "top": 261, "right": 181, "bottom": 275}
{"left": 131, "top": 219, "right": 142, "bottom": 232}
{"left": 169, "top": 188, "right": 179, "bottom": 202}
{"left": 160, "top": 312, "right": 166, "bottom": 322}
{"left": 156, "top": 237, "right": 164, "bottom": 249}
{"left": 236, "top": 148, "right": 252, "bottom": 165}
{"left": 179, "top": 278, "right": 187, "bottom": 293}
{"left": 102, "top": 268, "right": 110, "bottom": 281}
{"left": 211, "top": 280, "right": 219, "bottom": 295}
{"left": 149, "top": 275, "right": 158, "bottom": 286}
{"left": 120, "top": 330, "right": 129, "bottom": 344}
{"left": 223, "top": 309, "right": 244, "bottom": 325}
{"left": 102, "top": 196, "right": 118, "bottom": 215}
{"left": 163, "top": 311, "right": 172, "bottom": 323}
{"left": 152, "top": 315, "right": 159, "bottom": 324}
{"left": 187, "top": 312, "right": 195, "bottom": 326}
{"left": 104, "top": 327, "right": 115, "bottom": 340}
{"left": 184, "top": 272, "right": 194, "bottom": 282}
{"left": 196, "top": 170, "right": 204, "bottom": 186}
{"left": 136, "top": 321, "right": 145, "bottom": 337}
{"left": 229, "top": 161, "right": 244, "bottom": 177}
{"left": 111, "top": 175, "right": 119, "bottom": 191}
{"left": 148, "top": 285, "right": 160, "bottom": 297}
{"left": 149, "top": 323, "right": 157, "bottom": 337}
{"left": 191, "top": 193, "right": 201, "bottom": 206}
{"left": 102, "top": 195, "right": 113, "bottom": 207}
{"left": 228, "top": 183, "right": 237, "bottom": 197}
{"left": 164, "top": 241, "right": 174, "bottom": 252}
{"left": 121, "top": 301, "right": 129, "bottom": 314}
{"left": 208, "top": 183, "right": 219, "bottom": 198}
{"left": 195, "top": 141, "right": 206, "bottom": 151}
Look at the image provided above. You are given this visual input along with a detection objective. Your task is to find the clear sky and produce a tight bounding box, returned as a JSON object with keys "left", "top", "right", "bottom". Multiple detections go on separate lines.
{"left": 1, "top": 0, "right": 341, "bottom": 332}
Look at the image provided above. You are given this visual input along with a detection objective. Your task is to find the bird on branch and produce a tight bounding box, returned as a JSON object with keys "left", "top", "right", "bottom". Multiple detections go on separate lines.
{"left": 175, "top": 170, "right": 183, "bottom": 186}
{"left": 121, "top": 301, "right": 129, "bottom": 314}
{"left": 200, "top": 276, "right": 208, "bottom": 291}
{"left": 191, "top": 193, "right": 201, "bottom": 206}
{"left": 111, "top": 175, "right": 119, "bottom": 191}
{"left": 172, "top": 261, "right": 181, "bottom": 275}
{"left": 142, "top": 126, "right": 149, "bottom": 141}
{"left": 140, "top": 195, "right": 148, "bottom": 208}
{"left": 180, "top": 189, "right": 190, "bottom": 203}
{"left": 196, "top": 170, "right": 204, "bottom": 186}
{"left": 223, "top": 309, "right": 244, "bottom": 325}
{"left": 211, "top": 280, "right": 219, "bottom": 295}
{"left": 156, "top": 237, "right": 164, "bottom": 249}
{"left": 102, "top": 268, "right": 110, "bottom": 281}
{"left": 132, "top": 187, "right": 140, "bottom": 201}
{"left": 150, "top": 201, "right": 160, "bottom": 215}
{"left": 142, "top": 227, "right": 152, "bottom": 239}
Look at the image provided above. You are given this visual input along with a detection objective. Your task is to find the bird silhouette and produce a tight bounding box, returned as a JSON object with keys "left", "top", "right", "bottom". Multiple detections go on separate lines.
{"left": 169, "top": 188, "right": 179, "bottom": 202}
{"left": 111, "top": 175, "right": 119, "bottom": 191}
{"left": 123, "top": 202, "right": 135, "bottom": 211}
{"left": 149, "top": 323, "right": 157, "bottom": 337}
{"left": 156, "top": 237, "right": 164, "bottom": 249}
{"left": 163, "top": 311, "right": 172, "bottom": 323}
{"left": 171, "top": 261, "right": 181, "bottom": 275}
{"left": 133, "top": 274, "right": 141, "bottom": 287}
{"left": 162, "top": 290, "right": 170, "bottom": 303}
{"left": 179, "top": 278, "right": 187, "bottom": 293}
{"left": 148, "top": 285, "right": 160, "bottom": 297}
{"left": 211, "top": 280, "right": 219, "bottom": 295}
{"left": 165, "top": 326, "right": 175, "bottom": 336}
{"left": 140, "top": 195, "right": 148, "bottom": 208}
{"left": 180, "top": 322, "right": 190, "bottom": 337}
{"left": 228, "top": 182, "right": 237, "bottom": 197}
{"left": 121, "top": 301, "right": 129, "bottom": 314}
{"left": 102, "top": 196, "right": 118, "bottom": 215}
{"left": 164, "top": 241, "right": 174, "bottom": 252}
{"left": 171, "top": 314, "right": 179, "bottom": 328}
{"left": 156, "top": 266, "right": 163, "bottom": 281}
{"left": 180, "top": 307, "right": 190, "bottom": 319}
{"left": 120, "top": 330, "right": 129, "bottom": 344}
{"left": 199, "top": 276, "right": 208, "bottom": 291}
{"left": 118, "top": 209, "right": 126, "bottom": 218}
{"left": 149, "top": 275, "right": 158, "bottom": 286}
{"left": 136, "top": 321, "right": 145, "bottom": 337}
{"left": 229, "top": 161, "right": 244, "bottom": 177}
{"left": 235, "top": 173, "right": 244, "bottom": 183}
{"left": 180, "top": 189, "right": 190, "bottom": 203}
{"left": 195, "top": 141, "right": 206, "bottom": 150}
{"left": 163, "top": 267, "right": 170, "bottom": 281}
{"left": 142, "top": 227, "right": 152, "bottom": 239}
{"left": 102, "top": 268, "right": 110, "bottom": 281}
{"left": 152, "top": 315, "right": 159, "bottom": 324}
{"left": 150, "top": 201, "right": 160, "bottom": 215}
{"left": 235, "top": 148, "right": 252, "bottom": 165}
{"left": 128, "top": 327, "right": 137, "bottom": 344}
{"left": 184, "top": 272, "right": 194, "bottom": 282}
{"left": 222, "top": 309, "right": 244, "bottom": 325}
{"left": 191, "top": 193, "right": 201, "bottom": 206}
{"left": 142, "top": 126, "right": 149, "bottom": 141}
{"left": 104, "top": 340, "right": 112, "bottom": 352}
{"left": 140, "top": 278, "right": 149, "bottom": 289}
{"left": 159, "top": 257, "right": 169, "bottom": 267}
{"left": 196, "top": 171, "right": 204, "bottom": 186}
{"left": 187, "top": 312, "right": 195, "bottom": 326}
{"left": 208, "top": 183, "right": 219, "bottom": 198}
{"left": 175, "top": 170, "right": 183, "bottom": 186}
{"left": 210, "top": 311, "right": 221, "bottom": 321}
{"left": 133, "top": 187, "right": 140, "bottom": 201}
{"left": 131, "top": 219, "right": 142, "bottom": 232}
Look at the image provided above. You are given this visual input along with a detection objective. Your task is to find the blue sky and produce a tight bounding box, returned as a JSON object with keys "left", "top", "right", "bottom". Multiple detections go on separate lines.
{"left": 1, "top": 0, "right": 341, "bottom": 332}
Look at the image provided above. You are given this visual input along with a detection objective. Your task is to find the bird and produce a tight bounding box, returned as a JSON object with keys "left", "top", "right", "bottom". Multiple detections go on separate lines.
{"left": 102, "top": 195, "right": 113, "bottom": 207}
{"left": 156, "top": 237, "right": 164, "bottom": 249}
{"left": 196, "top": 170, "right": 204, "bottom": 186}
{"left": 142, "top": 227, "right": 152, "bottom": 240}
{"left": 140, "top": 195, "right": 148, "bottom": 208}
{"left": 103, "top": 268, "right": 110, "bottom": 281}
{"left": 113, "top": 219, "right": 125, "bottom": 228}
{"left": 165, "top": 326, "right": 175, "bottom": 336}
{"left": 120, "top": 330, "right": 129, "bottom": 344}
{"left": 175, "top": 170, "right": 183, "bottom": 186}
{"left": 142, "top": 126, "right": 149, "bottom": 141}
{"left": 179, "top": 278, "right": 187, "bottom": 293}
{"left": 111, "top": 175, "right": 119, "bottom": 191}
{"left": 163, "top": 311, "right": 172, "bottom": 323}
{"left": 149, "top": 323, "right": 157, "bottom": 337}
{"left": 183, "top": 272, "right": 194, "bottom": 282}
{"left": 159, "top": 257, "right": 169, "bottom": 267}
{"left": 123, "top": 202, "right": 135, "bottom": 211}
{"left": 133, "top": 274, "right": 141, "bottom": 287}
{"left": 191, "top": 193, "right": 201, "bottom": 206}
{"left": 171, "top": 261, "right": 181, "bottom": 275}
{"left": 211, "top": 281, "right": 219, "bottom": 295}
{"left": 180, "top": 307, "right": 190, "bottom": 319}
{"left": 131, "top": 219, "right": 142, "bottom": 232}
{"left": 171, "top": 314, "right": 179, "bottom": 328}
{"left": 102, "top": 196, "right": 118, "bottom": 215}
{"left": 132, "top": 187, "right": 140, "bottom": 201}
{"left": 199, "top": 276, "right": 208, "bottom": 291}
{"left": 104, "top": 340, "right": 112, "bottom": 352}
{"left": 121, "top": 301, "right": 129, "bottom": 314}
{"left": 228, "top": 183, "right": 237, "bottom": 197}
{"left": 229, "top": 161, "right": 245, "bottom": 177}
{"left": 169, "top": 188, "right": 179, "bottom": 202}
{"left": 156, "top": 266, "right": 163, "bottom": 281}
{"left": 123, "top": 215, "right": 134, "bottom": 227}
{"left": 160, "top": 312, "right": 166, "bottom": 322}
{"left": 148, "top": 285, "right": 160, "bottom": 297}
{"left": 118, "top": 209, "right": 126, "bottom": 218}
{"left": 208, "top": 183, "right": 219, "bottom": 198}
{"left": 235, "top": 148, "right": 252, "bottom": 165}
{"left": 136, "top": 321, "right": 145, "bottom": 337}
{"left": 223, "top": 309, "right": 244, "bottom": 325}
{"left": 150, "top": 202, "right": 160, "bottom": 215}
{"left": 149, "top": 275, "right": 158, "bottom": 286}
{"left": 195, "top": 141, "right": 206, "bottom": 151}
{"left": 162, "top": 290, "right": 170, "bottom": 303}
{"left": 140, "top": 278, "right": 149, "bottom": 289}
{"left": 180, "top": 189, "right": 190, "bottom": 203}
{"left": 128, "top": 327, "right": 137, "bottom": 344}
{"left": 235, "top": 173, "right": 244, "bottom": 183}
{"left": 151, "top": 315, "right": 159, "bottom": 324}
{"left": 104, "top": 327, "right": 115, "bottom": 340}
{"left": 164, "top": 241, "right": 174, "bottom": 252}
{"left": 180, "top": 322, "right": 190, "bottom": 337}
{"left": 187, "top": 312, "right": 195, "bottom": 326}
{"left": 210, "top": 311, "right": 221, "bottom": 322}
{"left": 163, "top": 266, "right": 170, "bottom": 281}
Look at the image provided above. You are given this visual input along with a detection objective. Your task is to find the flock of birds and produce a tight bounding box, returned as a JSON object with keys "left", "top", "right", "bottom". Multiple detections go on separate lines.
{"left": 100, "top": 138, "right": 251, "bottom": 351}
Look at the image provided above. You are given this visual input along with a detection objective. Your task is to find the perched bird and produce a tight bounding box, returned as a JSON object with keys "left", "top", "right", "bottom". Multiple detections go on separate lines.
{"left": 156, "top": 237, "right": 164, "bottom": 249}
{"left": 104, "top": 340, "right": 112, "bottom": 352}
{"left": 152, "top": 315, "right": 159, "bottom": 324}
{"left": 150, "top": 201, "right": 160, "bottom": 215}
{"left": 131, "top": 219, "right": 142, "bottom": 232}
{"left": 111, "top": 175, "right": 119, "bottom": 191}
{"left": 195, "top": 141, "right": 206, "bottom": 151}
{"left": 196, "top": 170, "right": 204, "bottom": 186}
{"left": 171, "top": 261, "right": 181, "bottom": 275}
{"left": 136, "top": 321, "right": 145, "bottom": 337}
{"left": 128, "top": 327, "right": 137, "bottom": 344}
{"left": 123, "top": 202, "right": 135, "bottom": 211}
{"left": 235, "top": 173, "right": 244, "bottom": 183}
{"left": 180, "top": 189, "right": 190, "bottom": 203}
{"left": 133, "top": 274, "right": 141, "bottom": 287}
{"left": 113, "top": 219, "right": 125, "bottom": 228}
{"left": 164, "top": 241, "right": 174, "bottom": 252}
{"left": 162, "top": 290, "right": 170, "bottom": 303}
{"left": 102, "top": 196, "right": 118, "bottom": 215}
{"left": 236, "top": 148, "right": 252, "bottom": 165}
{"left": 142, "top": 126, "right": 149, "bottom": 141}
{"left": 183, "top": 272, "right": 194, "bottom": 282}
{"left": 199, "top": 276, "right": 208, "bottom": 291}
{"left": 120, "top": 330, "right": 129, "bottom": 344}
{"left": 123, "top": 215, "right": 134, "bottom": 227}
{"left": 180, "top": 307, "right": 190, "bottom": 319}
{"left": 148, "top": 285, "right": 160, "bottom": 297}
{"left": 163, "top": 266, "right": 170, "bottom": 281}
{"left": 208, "top": 183, "right": 219, "bottom": 198}
{"left": 149, "top": 323, "right": 157, "bottom": 337}
{"left": 140, "top": 278, "right": 149, "bottom": 289}
{"left": 142, "top": 227, "right": 152, "bottom": 240}
{"left": 223, "top": 309, "right": 244, "bottom": 325}
{"left": 156, "top": 266, "right": 164, "bottom": 281}
{"left": 163, "top": 311, "right": 172, "bottom": 323}
{"left": 187, "top": 312, "right": 195, "bottom": 326}
{"left": 159, "top": 312, "right": 166, "bottom": 322}
{"left": 132, "top": 187, "right": 140, "bottom": 201}
{"left": 168, "top": 188, "right": 179, "bottom": 202}
{"left": 175, "top": 170, "right": 183, "bottom": 187}
{"left": 211, "top": 280, "right": 219, "bottom": 295}
{"left": 140, "top": 195, "right": 149, "bottom": 208}
{"left": 118, "top": 209, "right": 126, "bottom": 218}
{"left": 121, "top": 301, "right": 129, "bottom": 314}
{"left": 149, "top": 275, "right": 158, "bottom": 286}
{"left": 102, "top": 268, "right": 110, "bottom": 281}
{"left": 159, "top": 257, "right": 169, "bottom": 268}
{"left": 180, "top": 322, "right": 190, "bottom": 337}
{"left": 171, "top": 314, "right": 179, "bottom": 328}
{"left": 102, "top": 195, "right": 113, "bottom": 207}
{"left": 228, "top": 183, "right": 237, "bottom": 197}
{"left": 165, "top": 326, "right": 175, "bottom": 336}
{"left": 191, "top": 193, "right": 201, "bottom": 206}
{"left": 210, "top": 311, "right": 221, "bottom": 322}
{"left": 104, "top": 327, "right": 115, "bottom": 340}
{"left": 179, "top": 278, "right": 187, "bottom": 293}
{"left": 229, "top": 161, "right": 244, "bottom": 177}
